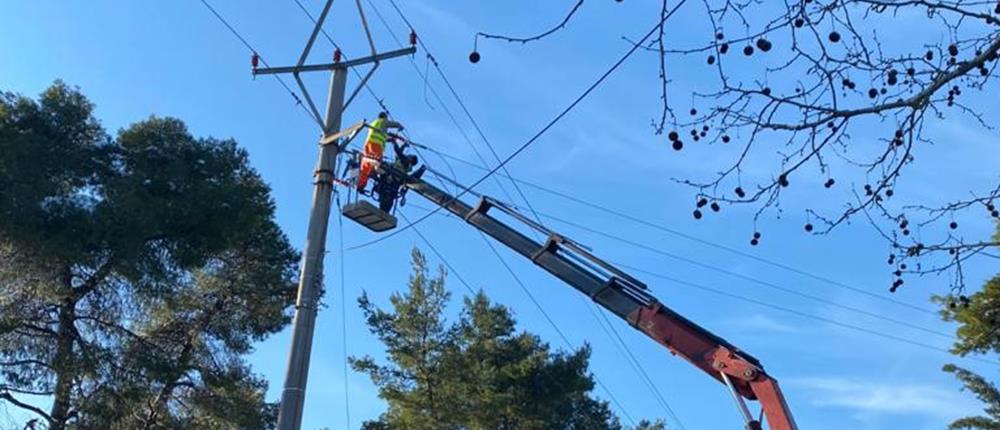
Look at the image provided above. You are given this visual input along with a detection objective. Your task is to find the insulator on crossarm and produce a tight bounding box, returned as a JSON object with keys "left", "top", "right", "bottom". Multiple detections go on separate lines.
{"left": 409, "top": 30, "right": 417, "bottom": 46}
{"left": 334, "top": 49, "right": 342, "bottom": 63}
{"left": 251, "top": 53, "right": 259, "bottom": 69}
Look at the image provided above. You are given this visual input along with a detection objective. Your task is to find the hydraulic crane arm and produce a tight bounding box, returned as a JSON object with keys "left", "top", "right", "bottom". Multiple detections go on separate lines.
{"left": 371, "top": 167, "right": 797, "bottom": 430}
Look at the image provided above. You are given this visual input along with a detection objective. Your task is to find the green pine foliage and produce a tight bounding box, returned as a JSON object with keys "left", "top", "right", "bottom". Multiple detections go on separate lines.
{"left": 937, "top": 223, "right": 1000, "bottom": 429}
{"left": 0, "top": 82, "right": 298, "bottom": 430}
{"left": 942, "top": 364, "right": 1000, "bottom": 430}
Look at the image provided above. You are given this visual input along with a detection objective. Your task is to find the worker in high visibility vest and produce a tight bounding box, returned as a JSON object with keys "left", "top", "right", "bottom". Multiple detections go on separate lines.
{"left": 357, "top": 111, "right": 404, "bottom": 193}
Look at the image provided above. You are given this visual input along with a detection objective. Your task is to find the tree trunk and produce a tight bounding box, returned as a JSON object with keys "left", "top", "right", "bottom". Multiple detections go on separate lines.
{"left": 141, "top": 302, "right": 220, "bottom": 428}
{"left": 48, "top": 299, "right": 77, "bottom": 430}
{"left": 48, "top": 260, "right": 114, "bottom": 429}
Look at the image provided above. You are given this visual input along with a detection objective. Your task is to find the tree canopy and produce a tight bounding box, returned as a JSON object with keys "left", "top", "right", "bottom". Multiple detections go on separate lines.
{"left": 351, "top": 249, "right": 663, "bottom": 430}
{"left": 0, "top": 82, "right": 298, "bottom": 429}
{"left": 935, "top": 223, "right": 1000, "bottom": 429}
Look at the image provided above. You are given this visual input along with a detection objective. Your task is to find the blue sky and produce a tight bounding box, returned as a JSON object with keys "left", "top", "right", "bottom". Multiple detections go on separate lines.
{"left": 3, "top": 1, "right": 999, "bottom": 429}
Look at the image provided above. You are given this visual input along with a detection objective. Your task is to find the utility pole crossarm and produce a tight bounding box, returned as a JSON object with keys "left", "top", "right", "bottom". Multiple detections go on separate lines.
{"left": 254, "top": 46, "right": 417, "bottom": 76}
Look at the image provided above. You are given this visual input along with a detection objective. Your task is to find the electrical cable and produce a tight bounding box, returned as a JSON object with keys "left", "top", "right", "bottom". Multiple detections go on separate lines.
{"left": 384, "top": 212, "right": 647, "bottom": 423}
{"left": 289, "top": 0, "right": 391, "bottom": 113}
{"left": 613, "top": 262, "right": 1000, "bottom": 366}
{"left": 398, "top": 212, "right": 477, "bottom": 296}
{"left": 363, "top": 0, "right": 540, "bottom": 231}
{"left": 420, "top": 151, "right": 661, "bottom": 423}
{"left": 589, "top": 303, "right": 686, "bottom": 430}
{"left": 405, "top": 149, "right": 950, "bottom": 339}
{"left": 199, "top": 0, "right": 314, "bottom": 119}
{"left": 403, "top": 142, "right": 939, "bottom": 317}
{"left": 348, "top": 0, "right": 690, "bottom": 251}
{"left": 415, "top": 169, "right": 656, "bottom": 425}
{"left": 401, "top": 201, "right": 974, "bottom": 363}
{"left": 381, "top": 0, "right": 547, "bottom": 228}
{"left": 534, "top": 209, "right": 954, "bottom": 339}
{"left": 473, "top": 227, "right": 638, "bottom": 426}
{"left": 398, "top": 210, "right": 638, "bottom": 425}
{"left": 335, "top": 194, "right": 352, "bottom": 430}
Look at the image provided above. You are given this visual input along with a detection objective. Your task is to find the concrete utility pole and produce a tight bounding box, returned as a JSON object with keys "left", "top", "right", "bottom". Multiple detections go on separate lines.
{"left": 253, "top": 1, "right": 415, "bottom": 429}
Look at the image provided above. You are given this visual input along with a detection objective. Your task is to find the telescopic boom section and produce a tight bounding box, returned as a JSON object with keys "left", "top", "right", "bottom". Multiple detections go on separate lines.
{"left": 395, "top": 169, "right": 798, "bottom": 430}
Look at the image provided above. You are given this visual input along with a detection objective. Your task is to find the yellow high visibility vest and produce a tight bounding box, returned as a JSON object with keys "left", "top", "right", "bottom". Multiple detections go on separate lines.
{"left": 367, "top": 118, "right": 388, "bottom": 148}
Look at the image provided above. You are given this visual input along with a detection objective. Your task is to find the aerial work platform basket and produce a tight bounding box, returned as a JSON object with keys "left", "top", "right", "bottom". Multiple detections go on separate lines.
{"left": 342, "top": 200, "right": 397, "bottom": 232}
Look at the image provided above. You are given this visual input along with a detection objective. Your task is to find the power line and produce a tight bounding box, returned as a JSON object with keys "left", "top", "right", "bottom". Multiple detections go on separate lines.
{"left": 401, "top": 201, "right": 972, "bottom": 364}
{"left": 335, "top": 195, "right": 352, "bottom": 430}
{"left": 535, "top": 210, "right": 954, "bottom": 339}
{"left": 614, "top": 262, "right": 998, "bottom": 366}
{"left": 422, "top": 148, "right": 677, "bottom": 423}
{"left": 415, "top": 170, "right": 682, "bottom": 427}
{"left": 289, "top": 0, "right": 391, "bottom": 113}
{"left": 419, "top": 161, "right": 689, "bottom": 426}
{"left": 406, "top": 143, "right": 939, "bottom": 317}
{"left": 405, "top": 173, "right": 647, "bottom": 422}
{"left": 399, "top": 212, "right": 477, "bottom": 296}
{"left": 404, "top": 148, "right": 951, "bottom": 340}
{"left": 348, "top": 0, "right": 690, "bottom": 250}
{"left": 584, "top": 299, "right": 687, "bottom": 430}
{"left": 364, "top": 0, "right": 544, "bottom": 232}
{"left": 198, "top": 0, "right": 313, "bottom": 119}
{"left": 382, "top": 0, "right": 546, "bottom": 228}
{"left": 397, "top": 211, "right": 638, "bottom": 426}
{"left": 473, "top": 229, "right": 638, "bottom": 426}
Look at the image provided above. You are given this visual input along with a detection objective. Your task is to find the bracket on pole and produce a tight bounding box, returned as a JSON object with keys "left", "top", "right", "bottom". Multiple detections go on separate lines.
{"left": 320, "top": 120, "right": 366, "bottom": 146}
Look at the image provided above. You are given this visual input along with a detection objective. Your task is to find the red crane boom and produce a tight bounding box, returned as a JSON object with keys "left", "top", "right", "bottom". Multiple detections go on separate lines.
{"left": 343, "top": 162, "right": 798, "bottom": 430}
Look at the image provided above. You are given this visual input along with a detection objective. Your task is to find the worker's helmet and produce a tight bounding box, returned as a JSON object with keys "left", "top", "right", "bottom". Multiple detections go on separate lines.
{"left": 378, "top": 111, "right": 388, "bottom": 119}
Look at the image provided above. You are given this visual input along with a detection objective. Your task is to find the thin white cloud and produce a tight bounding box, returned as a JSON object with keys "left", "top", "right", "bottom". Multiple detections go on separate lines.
{"left": 789, "top": 377, "right": 981, "bottom": 419}
{"left": 725, "top": 314, "right": 799, "bottom": 333}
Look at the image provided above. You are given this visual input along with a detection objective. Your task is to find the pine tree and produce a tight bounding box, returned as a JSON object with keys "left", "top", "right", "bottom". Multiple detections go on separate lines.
{"left": 352, "top": 249, "right": 664, "bottom": 429}
{"left": 935, "top": 223, "right": 1000, "bottom": 429}
{"left": 941, "top": 364, "right": 1000, "bottom": 430}
{"left": 0, "top": 82, "right": 298, "bottom": 429}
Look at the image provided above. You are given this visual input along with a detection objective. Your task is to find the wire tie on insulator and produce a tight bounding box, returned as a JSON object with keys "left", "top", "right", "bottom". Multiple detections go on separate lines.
{"left": 251, "top": 53, "right": 259, "bottom": 80}
{"left": 334, "top": 48, "right": 342, "bottom": 63}
{"left": 409, "top": 30, "right": 417, "bottom": 46}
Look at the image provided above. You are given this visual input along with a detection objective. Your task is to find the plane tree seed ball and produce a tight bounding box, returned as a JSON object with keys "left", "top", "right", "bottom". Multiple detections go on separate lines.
{"left": 756, "top": 38, "right": 773, "bottom": 52}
